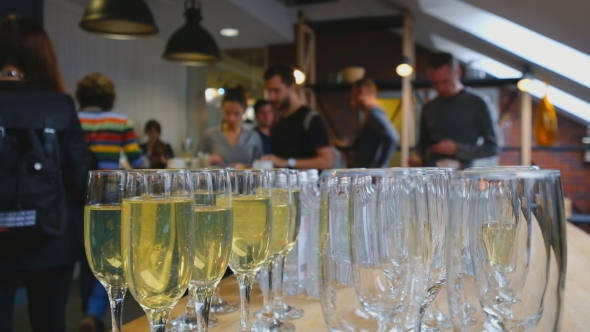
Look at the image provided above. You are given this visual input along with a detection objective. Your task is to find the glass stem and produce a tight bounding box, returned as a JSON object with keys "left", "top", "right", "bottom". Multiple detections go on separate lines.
{"left": 185, "top": 283, "right": 198, "bottom": 322}
{"left": 145, "top": 307, "right": 173, "bottom": 332}
{"left": 193, "top": 283, "right": 216, "bottom": 332}
{"left": 236, "top": 273, "right": 255, "bottom": 332}
{"left": 272, "top": 254, "right": 285, "bottom": 307}
{"left": 261, "top": 260, "right": 275, "bottom": 316}
{"left": 106, "top": 284, "right": 127, "bottom": 332}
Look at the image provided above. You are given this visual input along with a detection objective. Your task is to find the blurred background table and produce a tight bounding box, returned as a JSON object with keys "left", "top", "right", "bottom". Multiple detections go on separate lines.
{"left": 124, "top": 222, "right": 590, "bottom": 331}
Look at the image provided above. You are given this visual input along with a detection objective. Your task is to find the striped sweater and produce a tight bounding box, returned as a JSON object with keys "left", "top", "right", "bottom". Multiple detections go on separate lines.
{"left": 78, "top": 110, "right": 143, "bottom": 170}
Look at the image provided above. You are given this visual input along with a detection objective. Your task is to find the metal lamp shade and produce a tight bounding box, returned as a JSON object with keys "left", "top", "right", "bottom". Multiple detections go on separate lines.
{"left": 163, "top": 6, "right": 221, "bottom": 66}
{"left": 79, "top": 0, "right": 158, "bottom": 39}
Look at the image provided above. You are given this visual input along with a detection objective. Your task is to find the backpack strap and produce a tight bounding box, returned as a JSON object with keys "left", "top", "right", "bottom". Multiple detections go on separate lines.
{"left": 0, "top": 116, "right": 4, "bottom": 152}
{"left": 43, "top": 117, "right": 56, "bottom": 157}
{"left": 303, "top": 110, "right": 321, "bottom": 131}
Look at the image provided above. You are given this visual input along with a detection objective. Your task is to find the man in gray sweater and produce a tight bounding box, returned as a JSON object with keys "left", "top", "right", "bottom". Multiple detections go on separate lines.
{"left": 410, "top": 52, "right": 498, "bottom": 169}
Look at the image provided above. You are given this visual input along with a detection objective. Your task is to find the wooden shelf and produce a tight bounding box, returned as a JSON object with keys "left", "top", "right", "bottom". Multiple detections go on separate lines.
{"left": 309, "top": 78, "right": 521, "bottom": 93}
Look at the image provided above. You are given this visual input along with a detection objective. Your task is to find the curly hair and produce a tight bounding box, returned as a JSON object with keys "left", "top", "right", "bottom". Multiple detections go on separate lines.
{"left": 75, "top": 73, "right": 116, "bottom": 110}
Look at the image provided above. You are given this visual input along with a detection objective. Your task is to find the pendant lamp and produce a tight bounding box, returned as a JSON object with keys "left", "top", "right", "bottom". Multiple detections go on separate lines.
{"left": 79, "top": 0, "right": 158, "bottom": 39}
{"left": 163, "top": 0, "right": 221, "bottom": 66}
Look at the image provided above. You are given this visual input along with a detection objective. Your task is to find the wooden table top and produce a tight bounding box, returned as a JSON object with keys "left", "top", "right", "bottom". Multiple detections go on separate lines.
{"left": 123, "top": 222, "right": 590, "bottom": 331}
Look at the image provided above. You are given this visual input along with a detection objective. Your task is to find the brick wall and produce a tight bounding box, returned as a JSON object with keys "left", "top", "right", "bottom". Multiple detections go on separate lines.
{"left": 268, "top": 30, "right": 590, "bottom": 215}
{"left": 497, "top": 88, "right": 590, "bottom": 214}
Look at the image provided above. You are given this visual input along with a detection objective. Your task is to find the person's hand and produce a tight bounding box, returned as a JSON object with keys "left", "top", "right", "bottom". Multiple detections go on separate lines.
{"left": 331, "top": 138, "right": 348, "bottom": 148}
{"left": 408, "top": 155, "right": 423, "bottom": 167}
{"left": 208, "top": 154, "right": 224, "bottom": 165}
{"left": 428, "top": 139, "right": 458, "bottom": 156}
{"left": 260, "top": 154, "right": 287, "bottom": 167}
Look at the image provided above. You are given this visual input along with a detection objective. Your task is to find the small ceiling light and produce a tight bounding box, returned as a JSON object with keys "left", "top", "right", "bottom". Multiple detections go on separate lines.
{"left": 163, "top": 0, "right": 221, "bottom": 66}
{"left": 79, "top": 0, "right": 158, "bottom": 39}
{"left": 218, "top": 87, "right": 226, "bottom": 95}
{"left": 220, "top": 28, "right": 239, "bottom": 37}
{"left": 396, "top": 56, "right": 414, "bottom": 77}
{"left": 294, "top": 69, "right": 306, "bottom": 85}
{"left": 517, "top": 65, "right": 534, "bottom": 92}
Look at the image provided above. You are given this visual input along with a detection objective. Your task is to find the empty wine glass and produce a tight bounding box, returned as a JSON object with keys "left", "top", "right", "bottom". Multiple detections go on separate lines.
{"left": 419, "top": 168, "right": 453, "bottom": 332}
{"left": 227, "top": 170, "right": 273, "bottom": 332}
{"left": 84, "top": 171, "right": 127, "bottom": 332}
{"left": 122, "top": 170, "right": 195, "bottom": 332}
{"left": 447, "top": 169, "right": 566, "bottom": 332}
{"left": 350, "top": 170, "right": 431, "bottom": 332}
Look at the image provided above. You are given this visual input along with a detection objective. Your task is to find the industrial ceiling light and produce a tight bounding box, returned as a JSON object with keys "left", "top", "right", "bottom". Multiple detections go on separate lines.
{"left": 163, "top": 0, "right": 221, "bottom": 66}
{"left": 294, "top": 69, "right": 306, "bottom": 85}
{"left": 517, "top": 65, "right": 534, "bottom": 92}
{"left": 396, "top": 56, "right": 414, "bottom": 77}
{"left": 79, "top": 0, "right": 158, "bottom": 39}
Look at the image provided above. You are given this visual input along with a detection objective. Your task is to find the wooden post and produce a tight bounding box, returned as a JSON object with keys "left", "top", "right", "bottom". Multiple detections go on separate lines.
{"left": 400, "top": 11, "right": 415, "bottom": 167}
{"left": 521, "top": 91, "right": 532, "bottom": 166}
{"left": 296, "top": 16, "right": 317, "bottom": 109}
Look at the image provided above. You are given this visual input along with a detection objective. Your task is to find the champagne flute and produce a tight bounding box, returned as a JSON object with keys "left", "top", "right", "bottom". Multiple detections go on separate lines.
{"left": 84, "top": 170, "right": 127, "bottom": 332}
{"left": 270, "top": 170, "right": 303, "bottom": 320}
{"left": 252, "top": 169, "right": 295, "bottom": 332}
{"left": 172, "top": 169, "right": 233, "bottom": 332}
{"left": 122, "top": 170, "right": 195, "bottom": 332}
{"left": 191, "top": 170, "right": 233, "bottom": 332}
{"left": 349, "top": 170, "right": 430, "bottom": 332}
{"left": 419, "top": 168, "right": 453, "bottom": 332}
{"left": 228, "top": 170, "right": 273, "bottom": 332}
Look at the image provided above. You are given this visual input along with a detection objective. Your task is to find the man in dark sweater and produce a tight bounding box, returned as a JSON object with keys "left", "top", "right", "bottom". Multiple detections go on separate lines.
{"left": 410, "top": 52, "right": 498, "bottom": 169}
{"left": 339, "top": 78, "right": 399, "bottom": 168}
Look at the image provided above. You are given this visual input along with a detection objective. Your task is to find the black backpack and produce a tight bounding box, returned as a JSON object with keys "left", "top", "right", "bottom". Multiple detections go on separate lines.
{"left": 0, "top": 91, "right": 70, "bottom": 249}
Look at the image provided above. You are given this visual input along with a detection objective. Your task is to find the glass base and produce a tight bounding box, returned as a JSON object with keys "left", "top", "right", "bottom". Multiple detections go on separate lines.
{"left": 251, "top": 318, "right": 295, "bottom": 332}
{"left": 255, "top": 302, "right": 303, "bottom": 321}
{"left": 420, "top": 308, "right": 453, "bottom": 332}
{"left": 170, "top": 313, "right": 219, "bottom": 331}
{"left": 210, "top": 299, "right": 238, "bottom": 314}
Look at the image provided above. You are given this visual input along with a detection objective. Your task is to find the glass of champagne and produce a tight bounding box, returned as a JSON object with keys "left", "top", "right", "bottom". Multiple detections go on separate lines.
{"left": 84, "top": 170, "right": 127, "bottom": 332}
{"left": 122, "top": 170, "right": 195, "bottom": 332}
{"left": 228, "top": 170, "right": 273, "bottom": 332}
{"left": 252, "top": 169, "right": 295, "bottom": 332}
{"left": 192, "top": 170, "right": 233, "bottom": 331}
{"left": 447, "top": 169, "right": 564, "bottom": 331}
{"left": 270, "top": 170, "right": 303, "bottom": 320}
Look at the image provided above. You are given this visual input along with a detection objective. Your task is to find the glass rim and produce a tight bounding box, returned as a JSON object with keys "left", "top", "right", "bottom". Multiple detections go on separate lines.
{"left": 126, "top": 169, "right": 191, "bottom": 174}
{"left": 454, "top": 169, "right": 561, "bottom": 180}
{"left": 88, "top": 170, "right": 126, "bottom": 175}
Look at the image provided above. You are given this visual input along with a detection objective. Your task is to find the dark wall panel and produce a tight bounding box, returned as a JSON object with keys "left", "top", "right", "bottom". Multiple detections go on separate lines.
{"left": 0, "top": 0, "right": 44, "bottom": 24}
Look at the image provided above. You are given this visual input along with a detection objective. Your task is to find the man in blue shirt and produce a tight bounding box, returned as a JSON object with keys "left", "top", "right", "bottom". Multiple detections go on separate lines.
{"left": 340, "top": 78, "right": 399, "bottom": 168}
{"left": 253, "top": 99, "right": 273, "bottom": 155}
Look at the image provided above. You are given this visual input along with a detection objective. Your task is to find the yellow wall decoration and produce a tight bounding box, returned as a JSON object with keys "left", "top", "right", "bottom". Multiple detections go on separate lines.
{"left": 534, "top": 83, "right": 558, "bottom": 147}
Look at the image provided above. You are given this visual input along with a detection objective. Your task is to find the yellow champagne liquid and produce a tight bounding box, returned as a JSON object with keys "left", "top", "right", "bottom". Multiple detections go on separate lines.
{"left": 482, "top": 221, "right": 516, "bottom": 271}
{"left": 269, "top": 189, "right": 291, "bottom": 256}
{"left": 84, "top": 205, "right": 125, "bottom": 287}
{"left": 121, "top": 197, "right": 194, "bottom": 309}
{"left": 192, "top": 206, "right": 233, "bottom": 283}
{"left": 228, "top": 196, "right": 272, "bottom": 274}
{"left": 284, "top": 190, "right": 301, "bottom": 255}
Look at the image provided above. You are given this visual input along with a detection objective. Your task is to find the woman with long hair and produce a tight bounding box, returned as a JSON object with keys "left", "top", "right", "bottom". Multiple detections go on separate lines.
{"left": 198, "top": 88, "right": 263, "bottom": 167}
{"left": 0, "top": 15, "right": 90, "bottom": 332}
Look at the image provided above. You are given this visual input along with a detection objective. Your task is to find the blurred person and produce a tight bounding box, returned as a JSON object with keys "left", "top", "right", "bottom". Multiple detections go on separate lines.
{"left": 410, "top": 52, "right": 498, "bottom": 169}
{"left": 253, "top": 99, "right": 274, "bottom": 155}
{"left": 198, "top": 88, "right": 263, "bottom": 167}
{"left": 262, "top": 64, "right": 333, "bottom": 169}
{"left": 140, "top": 119, "right": 174, "bottom": 168}
{"left": 336, "top": 77, "right": 399, "bottom": 168}
{"left": 76, "top": 72, "right": 144, "bottom": 332}
{"left": 0, "top": 15, "right": 91, "bottom": 332}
